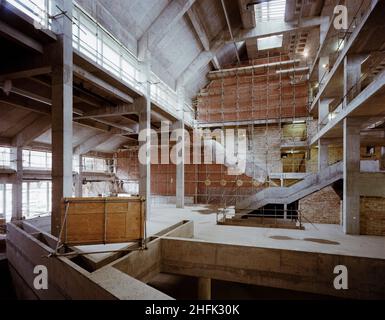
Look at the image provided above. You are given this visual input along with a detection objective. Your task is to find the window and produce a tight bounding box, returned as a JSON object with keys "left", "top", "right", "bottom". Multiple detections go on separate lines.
{"left": 0, "top": 184, "right": 12, "bottom": 222}
{"left": 122, "top": 182, "right": 139, "bottom": 195}
{"left": 255, "top": 0, "right": 286, "bottom": 22}
{"left": 6, "top": 0, "right": 49, "bottom": 27}
{"left": 82, "top": 157, "right": 112, "bottom": 173}
{"left": 70, "top": 4, "right": 193, "bottom": 124}
{"left": 23, "top": 149, "right": 52, "bottom": 169}
{"left": 366, "top": 146, "right": 375, "bottom": 156}
{"left": 22, "top": 181, "right": 51, "bottom": 218}
{"left": 0, "top": 147, "right": 11, "bottom": 168}
{"left": 257, "top": 34, "right": 283, "bottom": 50}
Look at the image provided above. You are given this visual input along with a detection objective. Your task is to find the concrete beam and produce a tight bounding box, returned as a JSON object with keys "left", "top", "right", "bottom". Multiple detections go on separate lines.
{"left": 7, "top": 82, "right": 51, "bottom": 105}
{"left": 211, "top": 56, "right": 221, "bottom": 70}
{"left": 87, "top": 118, "right": 136, "bottom": 134}
{"left": 0, "top": 66, "right": 51, "bottom": 82}
{"left": 310, "top": 68, "right": 385, "bottom": 145}
{"left": 73, "top": 133, "right": 114, "bottom": 155}
{"left": 161, "top": 237, "right": 385, "bottom": 299}
{"left": 231, "top": 17, "right": 325, "bottom": 43}
{"left": 0, "top": 137, "right": 11, "bottom": 145}
{"left": 0, "top": 20, "right": 43, "bottom": 53}
{"left": 238, "top": 0, "right": 256, "bottom": 29}
{"left": 0, "top": 92, "right": 51, "bottom": 115}
{"left": 138, "top": 0, "right": 197, "bottom": 58}
{"left": 208, "top": 59, "right": 300, "bottom": 79}
{"left": 187, "top": 7, "right": 210, "bottom": 51}
{"left": 74, "top": 104, "right": 140, "bottom": 120}
{"left": 177, "top": 31, "right": 225, "bottom": 85}
{"left": 73, "top": 65, "right": 134, "bottom": 104}
{"left": 187, "top": 6, "right": 221, "bottom": 70}
{"left": 309, "top": 1, "right": 378, "bottom": 112}
{"left": 12, "top": 116, "right": 51, "bottom": 147}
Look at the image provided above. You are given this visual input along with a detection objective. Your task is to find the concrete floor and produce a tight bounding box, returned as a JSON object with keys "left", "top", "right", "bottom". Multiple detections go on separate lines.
{"left": 150, "top": 204, "right": 385, "bottom": 260}
{"left": 26, "top": 204, "right": 385, "bottom": 260}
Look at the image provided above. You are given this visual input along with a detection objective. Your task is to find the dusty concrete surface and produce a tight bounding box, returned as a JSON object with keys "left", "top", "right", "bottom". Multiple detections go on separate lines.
{"left": 149, "top": 204, "right": 385, "bottom": 260}
{"left": 27, "top": 205, "right": 385, "bottom": 259}
{"left": 20, "top": 205, "right": 385, "bottom": 299}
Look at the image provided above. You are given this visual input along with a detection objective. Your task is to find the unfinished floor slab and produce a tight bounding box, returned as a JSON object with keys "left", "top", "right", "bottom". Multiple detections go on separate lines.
{"left": 10, "top": 204, "right": 385, "bottom": 299}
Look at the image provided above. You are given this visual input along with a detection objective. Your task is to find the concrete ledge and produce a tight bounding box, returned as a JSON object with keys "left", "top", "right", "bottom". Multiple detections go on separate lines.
{"left": 161, "top": 237, "right": 385, "bottom": 299}
{"left": 6, "top": 222, "right": 172, "bottom": 300}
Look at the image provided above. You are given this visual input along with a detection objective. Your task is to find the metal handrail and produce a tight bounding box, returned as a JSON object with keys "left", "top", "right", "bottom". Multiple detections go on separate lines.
{"left": 309, "top": 0, "right": 372, "bottom": 94}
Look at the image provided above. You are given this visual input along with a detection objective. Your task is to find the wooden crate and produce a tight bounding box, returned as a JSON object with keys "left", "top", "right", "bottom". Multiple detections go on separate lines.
{"left": 60, "top": 197, "right": 145, "bottom": 246}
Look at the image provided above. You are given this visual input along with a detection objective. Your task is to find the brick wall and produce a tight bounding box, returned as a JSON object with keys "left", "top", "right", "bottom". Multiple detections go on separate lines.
{"left": 299, "top": 186, "right": 341, "bottom": 224}
{"left": 115, "top": 148, "right": 198, "bottom": 197}
{"left": 360, "top": 197, "right": 385, "bottom": 236}
{"left": 114, "top": 125, "right": 284, "bottom": 205}
{"left": 196, "top": 56, "right": 308, "bottom": 124}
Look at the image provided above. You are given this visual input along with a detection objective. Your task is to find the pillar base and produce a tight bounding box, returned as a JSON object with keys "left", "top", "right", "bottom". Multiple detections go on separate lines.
{"left": 198, "top": 277, "right": 211, "bottom": 300}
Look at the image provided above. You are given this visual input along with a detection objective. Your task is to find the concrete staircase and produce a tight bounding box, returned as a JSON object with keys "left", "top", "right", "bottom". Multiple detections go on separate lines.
{"left": 236, "top": 162, "right": 343, "bottom": 211}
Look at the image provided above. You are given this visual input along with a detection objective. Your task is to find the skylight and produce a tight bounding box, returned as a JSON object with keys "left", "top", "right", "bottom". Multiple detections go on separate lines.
{"left": 255, "top": 0, "right": 287, "bottom": 23}
{"left": 257, "top": 34, "right": 283, "bottom": 50}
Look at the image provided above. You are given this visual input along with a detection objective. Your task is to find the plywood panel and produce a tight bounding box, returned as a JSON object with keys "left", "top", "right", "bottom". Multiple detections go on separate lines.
{"left": 61, "top": 197, "right": 145, "bottom": 245}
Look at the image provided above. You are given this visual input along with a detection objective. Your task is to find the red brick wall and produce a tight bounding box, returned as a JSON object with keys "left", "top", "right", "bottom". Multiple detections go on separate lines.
{"left": 360, "top": 197, "right": 385, "bottom": 236}
{"left": 196, "top": 57, "right": 308, "bottom": 124}
{"left": 299, "top": 187, "right": 341, "bottom": 224}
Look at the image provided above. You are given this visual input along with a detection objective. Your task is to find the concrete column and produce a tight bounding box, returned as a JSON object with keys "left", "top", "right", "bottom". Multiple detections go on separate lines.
{"left": 139, "top": 97, "right": 151, "bottom": 218}
{"left": 319, "top": 17, "right": 329, "bottom": 46}
{"left": 138, "top": 50, "right": 152, "bottom": 218}
{"left": 198, "top": 277, "right": 211, "bottom": 300}
{"left": 319, "top": 56, "right": 329, "bottom": 85}
{"left": 318, "top": 98, "right": 333, "bottom": 125}
{"left": 344, "top": 55, "right": 365, "bottom": 106}
{"left": 175, "top": 120, "right": 185, "bottom": 208}
{"left": 343, "top": 118, "right": 361, "bottom": 234}
{"left": 380, "top": 146, "right": 385, "bottom": 171}
{"left": 74, "top": 155, "right": 83, "bottom": 197}
{"left": 318, "top": 139, "right": 329, "bottom": 171}
{"left": 11, "top": 147, "right": 23, "bottom": 220}
{"left": 50, "top": 0, "right": 73, "bottom": 236}
{"left": 176, "top": 86, "right": 185, "bottom": 208}
{"left": 283, "top": 203, "right": 287, "bottom": 220}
